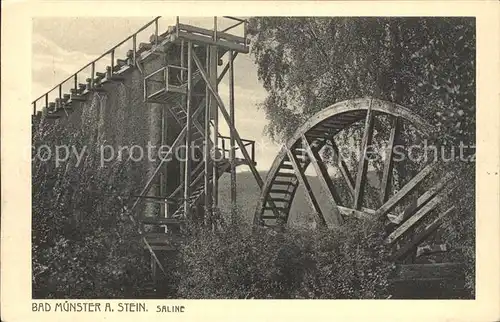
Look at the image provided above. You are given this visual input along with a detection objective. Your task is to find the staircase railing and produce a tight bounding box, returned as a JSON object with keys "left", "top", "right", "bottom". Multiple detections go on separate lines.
{"left": 33, "top": 16, "right": 249, "bottom": 116}
{"left": 31, "top": 16, "right": 162, "bottom": 116}
{"left": 219, "top": 135, "right": 255, "bottom": 163}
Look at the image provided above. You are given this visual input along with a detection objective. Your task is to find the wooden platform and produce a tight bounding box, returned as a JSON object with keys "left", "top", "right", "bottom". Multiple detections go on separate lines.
{"left": 390, "top": 262, "right": 465, "bottom": 283}
{"left": 389, "top": 262, "right": 467, "bottom": 299}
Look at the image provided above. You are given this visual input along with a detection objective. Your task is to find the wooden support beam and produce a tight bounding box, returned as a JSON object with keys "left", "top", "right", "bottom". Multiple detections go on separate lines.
{"left": 204, "top": 45, "right": 212, "bottom": 221}
{"left": 176, "top": 31, "right": 249, "bottom": 53}
{"left": 385, "top": 185, "right": 455, "bottom": 244}
{"left": 380, "top": 116, "right": 400, "bottom": 203}
{"left": 391, "top": 206, "right": 455, "bottom": 260}
{"left": 209, "top": 45, "right": 219, "bottom": 210}
{"left": 337, "top": 206, "right": 374, "bottom": 220}
{"left": 392, "top": 172, "right": 454, "bottom": 225}
{"left": 177, "top": 23, "right": 249, "bottom": 45}
{"left": 354, "top": 100, "right": 375, "bottom": 209}
{"left": 183, "top": 41, "right": 193, "bottom": 219}
{"left": 229, "top": 50, "right": 237, "bottom": 222}
{"left": 375, "top": 162, "right": 436, "bottom": 220}
{"left": 328, "top": 138, "right": 355, "bottom": 197}
{"left": 302, "top": 135, "right": 343, "bottom": 226}
{"left": 286, "top": 148, "right": 327, "bottom": 227}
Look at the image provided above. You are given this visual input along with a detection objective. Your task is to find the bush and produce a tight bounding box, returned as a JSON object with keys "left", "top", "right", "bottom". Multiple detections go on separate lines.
{"left": 175, "top": 217, "right": 392, "bottom": 299}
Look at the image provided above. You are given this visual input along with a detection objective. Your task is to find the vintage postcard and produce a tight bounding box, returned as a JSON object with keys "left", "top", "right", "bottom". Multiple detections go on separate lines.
{"left": 1, "top": 1, "right": 499, "bottom": 321}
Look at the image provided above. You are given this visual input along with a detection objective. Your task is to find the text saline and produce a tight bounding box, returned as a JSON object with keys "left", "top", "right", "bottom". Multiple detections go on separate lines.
{"left": 156, "top": 305, "right": 185, "bottom": 313}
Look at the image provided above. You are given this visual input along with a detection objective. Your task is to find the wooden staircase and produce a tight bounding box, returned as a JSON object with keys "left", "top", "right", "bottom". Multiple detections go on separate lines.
{"left": 139, "top": 158, "right": 232, "bottom": 252}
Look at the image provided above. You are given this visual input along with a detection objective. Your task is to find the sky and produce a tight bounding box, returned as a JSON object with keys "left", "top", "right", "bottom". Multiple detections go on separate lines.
{"left": 31, "top": 17, "right": 282, "bottom": 171}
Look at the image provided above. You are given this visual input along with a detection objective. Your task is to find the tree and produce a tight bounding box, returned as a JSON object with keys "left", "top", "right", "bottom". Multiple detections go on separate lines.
{"left": 248, "top": 17, "right": 475, "bottom": 145}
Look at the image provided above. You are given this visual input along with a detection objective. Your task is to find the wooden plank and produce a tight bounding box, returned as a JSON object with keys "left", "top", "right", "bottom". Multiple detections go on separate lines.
{"left": 302, "top": 135, "right": 343, "bottom": 226}
{"left": 269, "top": 189, "right": 293, "bottom": 194}
{"left": 273, "top": 180, "right": 293, "bottom": 185}
{"left": 375, "top": 162, "right": 436, "bottom": 219}
{"left": 275, "top": 172, "right": 296, "bottom": 178}
{"left": 328, "top": 138, "right": 355, "bottom": 197}
{"left": 268, "top": 197, "right": 290, "bottom": 203}
{"left": 354, "top": 100, "right": 375, "bottom": 209}
{"left": 392, "top": 172, "right": 454, "bottom": 225}
{"left": 391, "top": 206, "right": 455, "bottom": 260}
{"left": 380, "top": 116, "right": 400, "bottom": 203}
{"left": 390, "top": 263, "right": 464, "bottom": 283}
{"left": 178, "top": 23, "right": 249, "bottom": 45}
{"left": 385, "top": 186, "right": 455, "bottom": 244}
{"left": 177, "top": 31, "right": 249, "bottom": 53}
{"left": 286, "top": 148, "right": 327, "bottom": 227}
{"left": 337, "top": 206, "right": 373, "bottom": 220}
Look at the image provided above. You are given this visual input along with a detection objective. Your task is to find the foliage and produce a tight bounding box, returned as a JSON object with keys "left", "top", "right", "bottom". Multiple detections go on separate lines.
{"left": 248, "top": 17, "right": 476, "bottom": 298}
{"left": 32, "top": 119, "right": 150, "bottom": 299}
{"left": 248, "top": 17, "right": 475, "bottom": 145}
{"left": 176, "top": 218, "right": 392, "bottom": 299}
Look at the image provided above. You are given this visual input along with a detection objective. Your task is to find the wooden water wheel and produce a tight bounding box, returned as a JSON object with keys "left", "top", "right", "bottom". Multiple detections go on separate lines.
{"left": 254, "top": 97, "right": 468, "bottom": 298}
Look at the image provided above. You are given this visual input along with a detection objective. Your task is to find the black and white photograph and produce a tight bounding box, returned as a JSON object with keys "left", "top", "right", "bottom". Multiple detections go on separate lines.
{"left": 2, "top": 2, "right": 499, "bottom": 320}
{"left": 29, "top": 15, "right": 477, "bottom": 300}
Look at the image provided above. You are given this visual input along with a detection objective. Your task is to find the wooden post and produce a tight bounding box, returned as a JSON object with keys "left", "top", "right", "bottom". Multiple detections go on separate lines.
{"left": 213, "top": 17, "right": 217, "bottom": 41}
{"left": 176, "top": 17, "right": 180, "bottom": 37}
{"left": 154, "top": 19, "right": 159, "bottom": 46}
{"left": 133, "top": 35, "right": 137, "bottom": 65}
{"left": 160, "top": 104, "right": 166, "bottom": 218}
{"left": 91, "top": 62, "right": 95, "bottom": 89}
{"left": 183, "top": 41, "right": 193, "bottom": 219}
{"left": 74, "top": 74, "right": 78, "bottom": 91}
{"left": 353, "top": 100, "right": 374, "bottom": 209}
{"left": 204, "top": 45, "right": 212, "bottom": 223}
{"left": 286, "top": 148, "right": 327, "bottom": 227}
{"left": 328, "top": 138, "right": 355, "bottom": 197}
{"left": 181, "top": 40, "right": 185, "bottom": 82}
{"left": 243, "top": 21, "right": 247, "bottom": 46}
{"left": 302, "top": 135, "right": 343, "bottom": 226}
{"left": 111, "top": 50, "right": 115, "bottom": 73}
{"left": 151, "top": 255, "right": 157, "bottom": 284}
{"left": 380, "top": 116, "right": 400, "bottom": 203}
{"left": 229, "top": 50, "right": 237, "bottom": 223}
{"left": 209, "top": 45, "right": 219, "bottom": 209}
{"left": 251, "top": 141, "right": 255, "bottom": 162}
